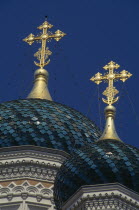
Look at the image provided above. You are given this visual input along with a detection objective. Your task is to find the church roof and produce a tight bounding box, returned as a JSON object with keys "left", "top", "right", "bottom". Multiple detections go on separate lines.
{"left": 54, "top": 139, "right": 139, "bottom": 209}
{"left": 0, "top": 98, "right": 100, "bottom": 153}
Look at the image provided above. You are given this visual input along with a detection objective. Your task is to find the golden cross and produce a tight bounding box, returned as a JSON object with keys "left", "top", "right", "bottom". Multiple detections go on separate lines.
{"left": 23, "top": 21, "right": 66, "bottom": 68}
{"left": 90, "top": 61, "right": 132, "bottom": 105}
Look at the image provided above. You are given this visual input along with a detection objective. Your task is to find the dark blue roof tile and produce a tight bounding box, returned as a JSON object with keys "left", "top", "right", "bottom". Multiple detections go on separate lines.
{"left": 0, "top": 99, "right": 101, "bottom": 154}
{"left": 54, "top": 140, "right": 139, "bottom": 209}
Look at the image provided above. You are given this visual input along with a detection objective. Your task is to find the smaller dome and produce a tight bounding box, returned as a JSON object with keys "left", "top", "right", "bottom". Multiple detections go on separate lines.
{"left": 54, "top": 140, "right": 139, "bottom": 209}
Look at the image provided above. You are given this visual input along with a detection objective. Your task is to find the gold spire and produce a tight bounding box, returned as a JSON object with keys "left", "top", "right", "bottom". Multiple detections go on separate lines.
{"left": 23, "top": 20, "right": 66, "bottom": 100}
{"left": 90, "top": 61, "right": 132, "bottom": 141}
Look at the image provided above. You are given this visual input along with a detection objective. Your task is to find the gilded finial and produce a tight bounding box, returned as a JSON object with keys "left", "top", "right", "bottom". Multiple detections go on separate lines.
{"left": 23, "top": 21, "right": 66, "bottom": 68}
{"left": 90, "top": 61, "right": 132, "bottom": 105}
{"left": 23, "top": 20, "right": 66, "bottom": 100}
{"left": 90, "top": 61, "right": 132, "bottom": 141}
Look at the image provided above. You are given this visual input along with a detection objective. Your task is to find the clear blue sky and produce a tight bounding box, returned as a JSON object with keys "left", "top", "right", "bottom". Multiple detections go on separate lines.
{"left": 0, "top": 0, "right": 139, "bottom": 147}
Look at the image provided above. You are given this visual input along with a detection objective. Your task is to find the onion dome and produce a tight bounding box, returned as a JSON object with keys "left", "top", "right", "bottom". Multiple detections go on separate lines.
{"left": 54, "top": 61, "right": 134, "bottom": 209}
{"left": 0, "top": 99, "right": 100, "bottom": 153}
{"left": 54, "top": 139, "right": 139, "bottom": 209}
{"left": 0, "top": 21, "right": 101, "bottom": 152}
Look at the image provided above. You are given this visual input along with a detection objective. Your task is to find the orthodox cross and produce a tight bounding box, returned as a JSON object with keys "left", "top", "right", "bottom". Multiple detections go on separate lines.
{"left": 23, "top": 21, "right": 66, "bottom": 68}
{"left": 90, "top": 61, "right": 132, "bottom": 105}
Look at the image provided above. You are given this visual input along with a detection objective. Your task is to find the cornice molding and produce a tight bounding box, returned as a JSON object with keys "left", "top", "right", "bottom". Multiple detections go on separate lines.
{"left": 0, "top": 146, "right": 69, "bottom": 182}
{"left": 0, "top": 145, "right": 69, "bottom": 161}
{"left": 62, "top": 183, "right": 139, "bottom": 210}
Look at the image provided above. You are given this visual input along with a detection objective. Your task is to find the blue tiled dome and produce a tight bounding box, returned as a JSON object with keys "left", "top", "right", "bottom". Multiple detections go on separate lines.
{"left": 0, "top": 99, "right": 100, "bottom": 153}
{"left": 54, "top": 140, "right": 139, "bottom": 209}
